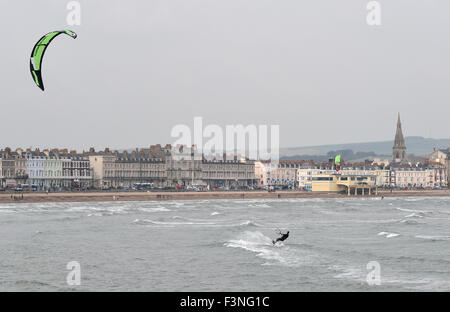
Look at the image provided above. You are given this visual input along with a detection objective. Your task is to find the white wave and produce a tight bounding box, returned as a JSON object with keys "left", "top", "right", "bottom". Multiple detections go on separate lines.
{"left": 329, "top": 219, "right": 400, "bottom": 224}
{"left": 224, "top": 231, "right": 280, "bottom": 261}
{"left": 132, "top": 216, "right": 261, "bottom": 228}
{"left": 133, "top": 219, "right": 217, "bottom": 226}
{"left": 396, "top": 207, "right": 430, "bottom": 214}
{"left": 171, "top": 216, "right": 214, "bottom": 222}
{"left": 224, "top": 231, "right": 307, "bottom": 267}
{"left": 399, "top": 219, "right": 420, "bottom": 225}
{"left": 248, "top": 203, "right": 271, "bottom": 208}
{"left": 404, "top": 212, "right": 424, "bottom": 218}
{"left": 403, "top": 197, "right": 428, "bottom": 202}
{"left": 132, "top": 218, "right": 149, "bottom": 225}
{"left": 0, "top": 209, "right": 17, "bottom": 213}
{"left": 87, "top": 213, "right": 104, "bottom": 217}
{"left": 378, "top": 231, "right": 400, "bottom": 238}
{"left": 238, "top": 220, "right": 261, "bottom": 227}
{"left": 137, "top": 207, "right": 171, "bottom": 212}
{"left": 211, "top": 212, "right": 221, "bottom": 216}
{"left": 415, "top": 235, "right": 450, "bottom": 241}
{"left": 67, "top": 205, "right": 171, "bottom": 215}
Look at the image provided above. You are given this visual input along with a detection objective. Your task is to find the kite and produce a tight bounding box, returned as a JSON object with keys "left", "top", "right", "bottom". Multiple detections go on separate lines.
{"left": 30, "top": 30, "right": 77, "bottom": 91}
{"left": 334, "top": 155, "right": 341, "bottom": 171}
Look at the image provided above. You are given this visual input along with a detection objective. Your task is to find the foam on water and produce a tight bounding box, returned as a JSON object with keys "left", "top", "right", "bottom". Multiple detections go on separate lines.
{"left": 0, "top": 209, "right": 17, "bottom": 214}
{"left": 415, "top": 235, "right": 450, "bottom": 241}
{"left": 404, "top": 212, "right": 425, "bottom": 218}
{"left": 237, "top": 220, "right": 261, "bottom": 227}
{"left": 137, "top": 207, "right": 171, "bottom": 213}
{"left": 378, "top": 231, "right": 400, "bottom": 238}
{"left": 396, "top": 207, "right": 431, "bottom": 214}
{"left": 171, "top": 216, "right": 212, "bottom": 222}
{"left": 87, "top": 213, "right": 104, "bottom": 217}
{"left": 132, "top": 217, "right": 262, "bottom": 228}
{"left": 133, "top": 219, "right": 217, "bottom": 226}
{"left": 224, "top": 231, "right": 311, "bottom": 267}
{"left": 399, "top": 219, "right": 420, "bottom": 225}
{"left": 248, "top": 203, "right": 271, "bottom": 208}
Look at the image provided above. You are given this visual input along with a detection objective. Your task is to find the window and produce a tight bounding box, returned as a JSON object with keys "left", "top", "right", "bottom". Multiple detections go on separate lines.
{"left": 312, "top": 177, "right": 333, "bottom": 181}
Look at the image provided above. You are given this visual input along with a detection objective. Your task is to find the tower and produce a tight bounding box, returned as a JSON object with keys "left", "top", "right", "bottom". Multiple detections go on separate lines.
{"left": 392, "top": 113, "right": 407, "bottom": 162}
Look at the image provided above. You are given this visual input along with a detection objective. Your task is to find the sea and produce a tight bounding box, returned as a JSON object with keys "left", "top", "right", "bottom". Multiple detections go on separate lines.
{"left": 0, "top": 196, "right": 449, "bottom": 291}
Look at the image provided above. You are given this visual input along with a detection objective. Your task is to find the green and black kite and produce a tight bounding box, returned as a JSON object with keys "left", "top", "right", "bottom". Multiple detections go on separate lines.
{"left": 30, "top": 30, "right": 77, "bottom": 91}
{"left": 334, "top": 154, "right": 341, "bottom": 172}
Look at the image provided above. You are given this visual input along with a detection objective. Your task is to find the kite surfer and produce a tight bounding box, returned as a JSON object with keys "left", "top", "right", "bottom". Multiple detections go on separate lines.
{"left": 272, "top": 230, "right": 289, "bottom": 245}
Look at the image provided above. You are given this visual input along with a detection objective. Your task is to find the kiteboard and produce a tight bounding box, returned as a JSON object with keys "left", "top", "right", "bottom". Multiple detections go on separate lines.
{"left": 272, "top": 228, "right": 281, "bottom": 245}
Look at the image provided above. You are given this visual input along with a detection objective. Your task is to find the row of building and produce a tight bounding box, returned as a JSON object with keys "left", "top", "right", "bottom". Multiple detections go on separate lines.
{"left": 89, "top": 145, "right": 255, "bottom": 189}
{"left": 254, "top": 114, "right": 449, "bottom": 192}
{"left": 0, "top": 145, "right": 255, "bottom": 190}
{"left": 255, "top": 157, "right": 448, "bottom": 192}
{"left": 1, "top": 145, "right": 448, "bottom": 192}
{"left": 0, "top": 148, "right": 90, "bottom": 189}
{"left": 0, "top": 115, "right": 448, "bottom": 192}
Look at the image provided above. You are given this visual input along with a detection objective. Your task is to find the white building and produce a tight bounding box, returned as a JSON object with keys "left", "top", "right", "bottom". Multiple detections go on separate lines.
{"left": 390, "top": 165, "right": 447, "bottom": 188}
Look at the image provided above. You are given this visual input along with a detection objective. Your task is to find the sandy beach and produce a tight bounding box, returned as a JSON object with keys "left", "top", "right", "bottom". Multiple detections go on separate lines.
{"left": 0, "top": 189, "right": 449, "bottom": 203}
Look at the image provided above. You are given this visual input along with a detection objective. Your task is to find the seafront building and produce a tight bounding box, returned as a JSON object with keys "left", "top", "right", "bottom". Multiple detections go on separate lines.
{"left": 1, "top": 148, "right": 91, "bottom": 190}
{"left": 389, "top": 164, "right": 447, "bottom": 188}
{"left": 309, "top": 172, "right": 378, "bottom": 195}
{"left": 428, "top": 147, "right": 450, "bottom": 186}
{"left": 297, "top": 166, "right": 334, "bottom": 191}
{"left": 296, "top": 166, "right": 390, "bottom": 191}
{"left": 88, "top": 145, "right": 255, "bottom": 189}
{"left": 201, "top": 158, "right": 255, "bottom": 189}
{"left": 0, "top": 149, "right": 16, "bottom": 187}
{"left": 255, "top": 160, "right": 304, "bottom": 189}
{"left": 89, "top": 147, "right": 167, "bottom": 188}
{"left": 27, "top": 149, "right": 91, "bottom": 189}
{"left": 294, "top": 163, "right": 447, "bottom": 193}
{"left": 0, "top": 142, "right": 448, "bottom": 191}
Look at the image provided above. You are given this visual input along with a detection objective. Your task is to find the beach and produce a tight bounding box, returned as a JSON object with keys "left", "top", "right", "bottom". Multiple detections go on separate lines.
{"left": 0, "top": 189, "right": 449, "bottom": 203}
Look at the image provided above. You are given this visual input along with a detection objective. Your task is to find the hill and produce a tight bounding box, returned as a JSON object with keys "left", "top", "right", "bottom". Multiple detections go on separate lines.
{"left": 280, "top": 136, "right": 450, "bottom": 159}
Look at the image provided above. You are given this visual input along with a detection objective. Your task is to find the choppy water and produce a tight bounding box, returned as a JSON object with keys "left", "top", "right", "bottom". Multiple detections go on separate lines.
{"left": 1, "top": 197, "right": 450, "bottom": 291}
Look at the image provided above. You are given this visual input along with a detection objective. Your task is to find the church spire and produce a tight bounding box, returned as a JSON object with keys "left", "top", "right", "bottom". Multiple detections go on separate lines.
{"left": 393, "top": 113, "right": 407, "bottom": 162}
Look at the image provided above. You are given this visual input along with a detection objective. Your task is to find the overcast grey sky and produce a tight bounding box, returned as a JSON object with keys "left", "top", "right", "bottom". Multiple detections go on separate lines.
{"left": 1, "top": 0, "right": 449, "bottom": 151}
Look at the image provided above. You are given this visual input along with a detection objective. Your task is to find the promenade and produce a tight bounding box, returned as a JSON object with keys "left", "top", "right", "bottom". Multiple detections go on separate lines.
{"left": 0, "top": 189, "right": 449, "bottom": 204}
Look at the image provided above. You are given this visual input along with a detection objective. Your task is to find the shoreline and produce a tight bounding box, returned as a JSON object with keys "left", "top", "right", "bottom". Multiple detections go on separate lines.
{"left": 0, "top": 189, "right": 449, "bottom": 204}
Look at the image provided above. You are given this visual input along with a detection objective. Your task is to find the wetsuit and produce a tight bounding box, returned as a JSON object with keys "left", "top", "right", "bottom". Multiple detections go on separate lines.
{"left": 273, "top": 232, "right": 289, "bottom": 244}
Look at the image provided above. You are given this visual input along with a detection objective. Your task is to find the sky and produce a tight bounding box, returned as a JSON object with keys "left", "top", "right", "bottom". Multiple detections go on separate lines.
{"left": 0, "top": 0, "right": 449, "bottom": 151}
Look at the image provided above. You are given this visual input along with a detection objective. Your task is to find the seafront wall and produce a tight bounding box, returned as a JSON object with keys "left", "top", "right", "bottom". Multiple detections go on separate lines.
{"left": 0, "top": 189, "right": 449, "bottom": 204}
